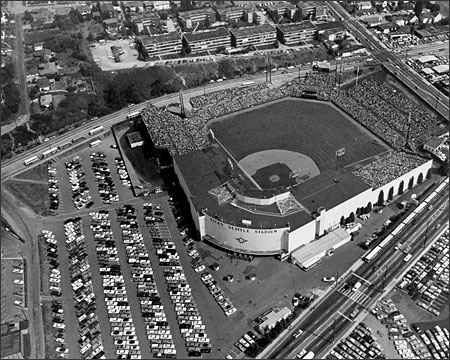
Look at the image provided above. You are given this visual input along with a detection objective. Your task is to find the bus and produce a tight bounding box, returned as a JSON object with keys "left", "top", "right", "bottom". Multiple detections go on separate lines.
{"left": 302, "top": 351, "right": 315, "bottom": 359}
{"left": 89, "top": 126, "right": 104, "bottom": 136}
{"left": 42, "top": 147, "right": 58, "bottom": 158}
{"left": 363, "top": 245, "right": 382, "bottom": 263}
{"left": 242, "top": 81, "right": 255, "bottom": 87}
{"left": 127, "top": 111, "right": 140, "bottom": 120}
{"left": 90, "top": 140, "right": 102, "bottom": 148}
{"left": 24, "top": 155, "right": 40, "bottom": 166}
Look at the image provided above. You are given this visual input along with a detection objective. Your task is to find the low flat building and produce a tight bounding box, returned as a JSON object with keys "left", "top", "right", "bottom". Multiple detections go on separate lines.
{"left": 335, "top": 44, "right": 366, "bottom": 57}
{"left": 37, "top": 77, "right": 50, "bottom": 91}
{"left": 182, "top": 27, "right": 230, "bottom": 54}
{"left": 38, "top": 62, "right": 58, "bottom": 76}
{"left": 258, "top": 307, "right": 292, "bottom": 333}
{"left": 229, "top": 24, "right": 276, "bottom": 48}
{"left": 298, "top": 1, "right": 328, "bottom": 20}
{"left": 423, "top": 138, "right": 442, "bottom": 156}
{"left": 376, "top": 22, "right": 398, "bottom": 33}
{"left": 363, "top": 16, "right": 382, "bottom": 28}
{"left": 131, "top": 12, "right": 161, "bottom": 32}
{"left": 316, "top": 21, "right": 346, "bottom": 41}
{"left": 127, "top": 132, "right": 144, "bottom": 148}
{"left": 40, "top": 94, "right": 53, "bottom": 108}
{"left": 277, "top": 21, "right": 317, "bottom": 45}
{"left": 139, "top": 32, "right": 182, "bottom": 57}
{"left": 432, "top": 64, "right": 449, "bottom": 75}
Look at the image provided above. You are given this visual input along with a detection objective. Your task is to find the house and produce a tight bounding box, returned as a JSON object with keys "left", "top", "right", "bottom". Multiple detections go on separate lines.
{"left": 405, "top": 13, "right": 419, "bottom": 24}
{"left": 419, "top": 12, "right": 433, "bottom": 24}
{"left": 40, "top": 94, "right": 53, "bottom": 108}
{"left": 123, "top": 1, "right": 145, "bottom": 13}
{"left": 131, "top": 12, "right": 161, "bottom": 32}
{"left": 276, "top": 21, "right": 317, "bottom": 45}
{"left": 103, "top": 17, "right": 119, "bottom": 32}
{"left": 357, "top": 1, "right": 372, "bottom": 10}
{"left": 37, "top": 77, "right": 51, "bottom": 91}
{"left": 36, "top": 48, "right": 52, "bottom": 62}
{"left": 38, "top": 62, "right": 58, "bottom": 76}
{"left": 258, "top": 307, "right": 292, "bottom": 333}
{"left": 390, "top": 16, "right": 405, "bottom": 26}
{"left": 363, "top": 16, "right": 382, "bottom": 28}
{"left": 34, "top": 41, "right": 44, "bottom": 52}
{"left": 431, "top": 12, "right": 443, "bottom": 24}
{"left": 423, "top": 138, "right": 442, "bottom": 156}
{"left": 335, "top": 44, "right": 366, "bottom": 57}
{"left": 323, "top": 39, "right": 339, "bottom": 51}
{"left": 55, "top": 6, "right": 71, "bottom": 16}
{"left": 182, "top": 27, "right": 230, "bottom": 54}
{"left": 139, "top": 32, "right": 182, "bottom": 57}
{"left": 76, "top": 5, "right": 91, "bottom": 16}
{"left": 376, "top": 22, "right": 398, "bottom": 33}
{"left": 229, "top": 24, "right": 276, "bottom": 48}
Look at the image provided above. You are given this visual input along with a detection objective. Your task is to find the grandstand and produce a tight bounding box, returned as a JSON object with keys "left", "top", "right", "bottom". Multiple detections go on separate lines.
{"left": 140, "top": 74, "right": 439, "bottom": 257}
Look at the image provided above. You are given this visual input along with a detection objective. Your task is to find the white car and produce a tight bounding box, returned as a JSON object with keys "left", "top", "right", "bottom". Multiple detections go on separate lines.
{"left": 322, "top": 277, "right": 336, "bottom": 283}
{"left": 394, "top": 243, "right": 402, "bottom": 250}
{"left": 13, "top": 279, "right": 24, "bottom": 285}
{"left": 12, "top": 268, "right": 23, "bottom": 274}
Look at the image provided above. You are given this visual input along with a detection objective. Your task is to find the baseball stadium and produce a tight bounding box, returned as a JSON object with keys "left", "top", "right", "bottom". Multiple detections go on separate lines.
{"left": 139, "top": 74, "right": 436, "bottom": 266}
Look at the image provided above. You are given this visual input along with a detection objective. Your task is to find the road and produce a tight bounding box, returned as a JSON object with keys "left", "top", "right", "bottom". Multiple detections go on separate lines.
{"left": 327, "top": 1, "right": 449, "bottom": 119}
{"left": 263, "top": 183, "right": 449, "bottom": 359}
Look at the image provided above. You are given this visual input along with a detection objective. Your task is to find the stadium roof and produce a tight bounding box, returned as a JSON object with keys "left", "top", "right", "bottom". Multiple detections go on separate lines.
{"left": 140, "top": 32, "right": 180, "bottom": 45}
{"left": 229, "top": 24, "right": 275, "bottom": 38}
{"left": 291, "top": 169, "right": 371, "bottom": 214}
{"left": 183, "top": 27, "right": 229, "bottom": 42}
{"left": 417, "top": 55, "right": 438, "bottom": 64}
{"left": 174, "top": 147, "right": 313, "bottom": 231}
{"left": 277, "top": 21, "right": 316, "bottom": 33}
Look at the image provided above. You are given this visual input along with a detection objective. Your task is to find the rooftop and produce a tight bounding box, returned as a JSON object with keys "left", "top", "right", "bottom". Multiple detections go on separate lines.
{"left": 229, "top": 24, "right": 275, "bottom": 37}
{"left": 315, "top": 21, "right": 346, "bottom": 32}
{"left": 183, "top": 27, "right": 229, "bottom": 42}
{"left": 424, "top": 137, "right": 442, "bottom": 149}
{"left": 140, "top": 32, "right": 181, "bottom": 45}
{"left": 216, "top": 5, "right": 252, "bottom": 14}
{"left": 277, "top": 21, "right": 316, "bottom": 33}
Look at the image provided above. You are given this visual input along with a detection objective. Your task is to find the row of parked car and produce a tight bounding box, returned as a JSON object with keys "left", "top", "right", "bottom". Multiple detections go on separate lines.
{"left": 63, "top": 218, "right": 105, "bottom": 359}
{"left": 90, "top": 152, "right": 120, "bottom": 204}
{"left": 116, "top": 204, "right": 176, "bottom": 359}
{"left": 89, "top": 210, "right": 140, "bottom": 359}
{"left": 398, "top": 232, "right": 449, "bottom": 316}
{"left": 65, "top": 156, "right": 93, "bottom": 210}
{"left": 42, "top": 230, "right": 62, "bottom": 298}
{"left": 11, "top": 258, "right": 24, "bottom": 308}
{"left": 47, "top": 163, "right": 60, "bottom": 211}
{"left": 145, "top": 204, "right": 211, "bottom": 357}
{"left": 420, "top": 326, "right": 449, "bottom": 360}
{"left": 114, "top": 157, "right": 131, "bottom": 188}
{"left": 327, "top": 322, "right": 384, "bottom": 360}
{"left": 52, "top": 299, "right": 69, "bottom": 357}
{"left": 200, "top": 272, "right": 237, "bottom": 317}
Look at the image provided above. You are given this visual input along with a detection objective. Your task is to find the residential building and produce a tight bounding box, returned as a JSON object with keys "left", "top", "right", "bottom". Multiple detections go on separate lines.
{"left": 34, "top": 41, "right": 44, "bottom": 52}
{"left": 215, "top": 6, "right": 253, "bottom": 24}
{"left": 276, "top": 21, "right": 317, "bottom": 45}
{"left": 182, "top": 27, "right": 230, "bottom": 54}
{"left": 316, "top": 21, "right": 347, "bottom": 41}
{"left": 76, "top": 4, "right": 91, "bottom": 16}
{"left": 40, "top": 94, "right": 53, "bottom": 108}
{"left": 38, "top": 62, "right": 58, "bottom": 76}
{"left": 37, "top": 77, "right": 51, "bottom": 91}
{"left": 258, "top": 307, "right": 292, "bottom": 333}
{"left": 229, "top": 24, "right": 276, "bottom": 48}
{"left": 389, "top": 16, "right": 405, "bottom": 26}
{"left": 139, "top": 31, "right": 181, "bottom": 57}
{"left": 267, "top": 2, "right": 298, "bottom": 20}
{"left": 431, "top": 12, "right": 443, "bottom": 23}
{"left": 335, "top": 44, "right": 366, "bottom": 57}
{"left": 145, "top": 1, "right": 170, "bottom": 11}
{"left": 100, "top": 3, "right": 119, "bottom": 18}
{"left": 178, "top": 8, "right": 216, "bottom": 30}
{"left": 419, "top": 12, "right": 433, "bottom": 24}
{"left": 297, "top": 1, "right": 328, "bottom": 21}
{"left": 123, "top": 1, "right": 145, "bottom": 13}
{"left": 405, "top": 13, "right": 419, "bottom": 24}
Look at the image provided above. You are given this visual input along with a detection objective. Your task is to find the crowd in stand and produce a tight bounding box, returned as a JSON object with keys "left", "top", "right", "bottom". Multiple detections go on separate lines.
{"left": 141, "top": 73, "right": 439, "bottom": 187}
{"left": 352, "top": 152, "right": 427, "bottom": 189}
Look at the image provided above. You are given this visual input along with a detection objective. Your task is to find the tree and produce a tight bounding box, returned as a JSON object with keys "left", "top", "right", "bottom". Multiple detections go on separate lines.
{"left": 87, "top": 33, "right": 95, "bottom": 42}
{"left": 426, "top": 168, "right": 432, "bottom": 179}
{"left": 349, "top": 212, "right": 355, "bottom": 223}
{"left": 388, "top": 186, "right": 394, "bottom": 200}
{"left": 273, "top": 40, "right": 279, "bottom": 48}
{"left": 340, "top": 216, "right": 345, "bottom": 227}
{"left": 414, "top": 0, "right": 424, "bottom": 17}
{"left": 217, "top": 59, "right": 236, "bottom": 79}
{"left": 366, "top": 202, "right": 372, "bottom": 213}
{"left": 396, "top": 0, "right": 405, "bottom": 11}
{"left": 417, "top": 172, "right": 424, "bottom": 184}
{"left": 292, "top": 9, "right": 302, "bottom": 22}
{"left": 408, "top": 177, "right": 414, "bottom": 189}
{"left": 160, "top": 11, "right": 169, "bottom": 20}
{"left": 23, "top": 10, "right": 33, "bottom": 23}
{"left": 428, "top": 3, "right": 440, "bottom": 12}
{"left": 376, "top": 4, "right": 383, "bottom": 13}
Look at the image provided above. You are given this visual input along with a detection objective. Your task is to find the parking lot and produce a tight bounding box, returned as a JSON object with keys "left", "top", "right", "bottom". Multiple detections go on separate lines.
{"left": 90, "top": 39, "right": 141, "bottom": 72}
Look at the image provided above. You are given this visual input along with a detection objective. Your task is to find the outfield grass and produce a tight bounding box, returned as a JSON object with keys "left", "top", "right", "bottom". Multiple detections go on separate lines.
{"left": 3, "top": 180, "right": 49, "bottom": 216}
{"left": 210, "top": 99, "right": 388, "bottom": 172}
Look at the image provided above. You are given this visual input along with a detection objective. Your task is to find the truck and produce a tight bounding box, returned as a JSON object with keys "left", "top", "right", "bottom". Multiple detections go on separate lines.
{"left": 352, "top": 281, "right": 362, "bottom": 292}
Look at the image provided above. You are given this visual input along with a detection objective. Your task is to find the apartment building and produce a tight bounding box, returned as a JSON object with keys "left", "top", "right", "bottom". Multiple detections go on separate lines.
{"left": 139, "top": 32, "right": 182, "bottom": 57}
{"left": 276, "top": 21, "right": 317, "bottom": 45}
{"left": 182, "top": 27, "right": 230, "bottom": 54}
{"left": 229, "top": 24, "right": 276, "bottom": 48}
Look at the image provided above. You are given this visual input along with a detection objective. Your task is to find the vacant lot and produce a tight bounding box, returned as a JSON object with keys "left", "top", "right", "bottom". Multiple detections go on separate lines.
{"left": 89, "top": 39, "right": 142, "bottom": 71}
{"left": 3, "top": 180, "right": 49, "bottom": 215}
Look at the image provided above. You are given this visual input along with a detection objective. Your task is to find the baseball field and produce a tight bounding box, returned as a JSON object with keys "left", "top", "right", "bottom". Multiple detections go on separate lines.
{"left": 209, "top": 98, "right": 390, "bottom": 186}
